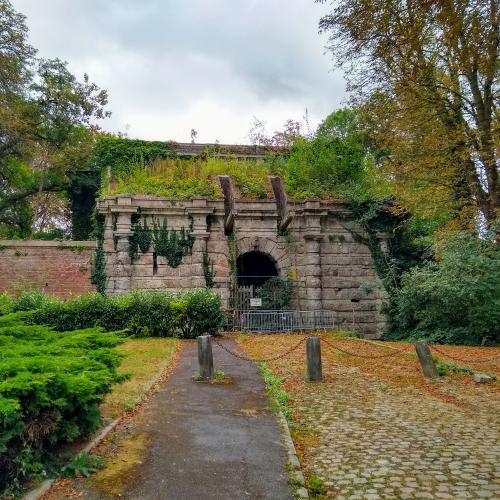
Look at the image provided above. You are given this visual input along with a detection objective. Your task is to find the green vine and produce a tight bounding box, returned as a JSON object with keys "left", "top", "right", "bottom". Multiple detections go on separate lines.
{"left": 260, "top": 277, "right": 293, "bottom": 309}
{"left": 128, "top": 219, "right": 153, "bottom": 261}
{"left": 128, "top": 218, "right": 194, "bottom": 267}
{"left": 202, "top": 246, "right": 215, "bottom": 288}
{"left": 227, "top": 232, "right": 239, "bottom": 310}
{"left": 90, "top": 211, "right": 107, "bottom": 294}
{"left": 152, "top": 220, "right": 194, "bottom": 268}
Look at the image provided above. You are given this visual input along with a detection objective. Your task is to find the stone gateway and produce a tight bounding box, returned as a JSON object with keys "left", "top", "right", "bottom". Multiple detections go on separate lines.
{"left": 98, "top": 175, "right": 388, "bottom": 338}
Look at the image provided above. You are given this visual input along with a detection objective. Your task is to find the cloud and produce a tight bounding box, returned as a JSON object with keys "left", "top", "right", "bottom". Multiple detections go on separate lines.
{"left": 13, "top": 0, "right": 346, "bottom": 143}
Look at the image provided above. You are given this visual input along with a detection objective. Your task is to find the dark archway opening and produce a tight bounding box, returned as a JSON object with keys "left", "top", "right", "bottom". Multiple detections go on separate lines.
{"left": 237, "top": 251, "right": 278, "bottom": 287}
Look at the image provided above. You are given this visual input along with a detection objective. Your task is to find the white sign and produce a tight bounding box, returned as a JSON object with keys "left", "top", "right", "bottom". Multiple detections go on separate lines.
{"left": 250, "top": 298, "right": 262, "bottom": 307}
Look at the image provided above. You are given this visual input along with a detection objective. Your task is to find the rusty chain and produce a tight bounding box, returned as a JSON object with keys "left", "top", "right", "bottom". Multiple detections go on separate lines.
{"left": 429, "top": 344, "right": 500, "bottom": 364}
{"left": 212, "top": 335, "right": 498, "bottom": 365}
{"left": 321, "top": 337, "right": 412, "bottom": 359}
{"left": 211, "top": 335, "right": 308, "bottom": 363}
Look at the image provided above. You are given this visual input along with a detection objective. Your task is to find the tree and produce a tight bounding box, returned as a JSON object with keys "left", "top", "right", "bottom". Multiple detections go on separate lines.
{"left": 392, "top": 231, "right": 500, "bottom": 344}
{"left": 285, "top": 108, "right": 379, "bottom": 199}
{"left": 316, "top": 0, "right": 500, "bottom": 231}
{"left": 0, "top": 0, "right": 110, "bottom": 237}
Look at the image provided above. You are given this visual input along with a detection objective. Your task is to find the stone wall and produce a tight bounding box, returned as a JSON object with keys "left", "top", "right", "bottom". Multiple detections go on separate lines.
{"left": 0, "top": 240, "right": 96, "bottom": 297}
{"left": 98, "top": 182, "right": 388, "bottom": 338}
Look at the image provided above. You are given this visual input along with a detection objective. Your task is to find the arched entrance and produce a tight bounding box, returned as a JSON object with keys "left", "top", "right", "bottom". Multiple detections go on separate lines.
{"left": 237, "top": 251, "right": 278, "bottom": 287}
{"left": 235, "top": 251, "right": 278, "bottom": 309}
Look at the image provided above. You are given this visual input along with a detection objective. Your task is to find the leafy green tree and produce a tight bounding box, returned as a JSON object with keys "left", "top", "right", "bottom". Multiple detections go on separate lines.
{"left": 285, "top": 108, "right": 380, "bottom": 200}
{"left": 0, "top": 0, "right": 110, "bottom": 238}
{"left": 392, "top": 231, "right": 500, "bottom": 345}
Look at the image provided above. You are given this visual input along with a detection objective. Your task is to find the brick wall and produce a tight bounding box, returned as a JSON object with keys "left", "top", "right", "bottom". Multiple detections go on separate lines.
{"left": 0, "top": 240, "right": 96, "bottom": 297}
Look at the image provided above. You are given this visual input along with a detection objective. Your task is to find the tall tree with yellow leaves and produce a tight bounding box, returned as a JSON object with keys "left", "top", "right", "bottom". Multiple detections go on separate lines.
{"left": 317, "top": 0, "right": 499, "bottom": 232}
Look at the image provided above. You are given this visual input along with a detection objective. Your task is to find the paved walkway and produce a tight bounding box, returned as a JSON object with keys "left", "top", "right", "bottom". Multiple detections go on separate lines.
{"left": 239, "top": 335, "right": 500, "bottom": 499}
{"left": 47, "top": 339, "right": 292, "bottom": 500}
{"left": 298, "top": 370, "right": 500, "bottom": 499}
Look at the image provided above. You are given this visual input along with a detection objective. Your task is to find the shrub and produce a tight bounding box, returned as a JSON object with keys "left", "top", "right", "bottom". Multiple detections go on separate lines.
{"left": 123, "top": 290, "right": 182, "bottom": 337}
{"left": 392, "top": 233, "right": 500, "bottom": 345}
{"left": 180, "top": 288, "right": 225, "bottom": 338}
{"left": 0, "top": 292, "right": 12, "bottom": 316}
{"left": 32, "top": 293, "right": 123, "bottom": 331}
{"left": 33, "top": 289, "right": 225, "bottom": 338}
{"left": 260, "top": 277, "right": 293, "bottom": 309}
{"left": 12, "top": 290, "right": 59, "bottom": 312}
{"left": 0, "top": 321, "right": 124, "bottom": 492}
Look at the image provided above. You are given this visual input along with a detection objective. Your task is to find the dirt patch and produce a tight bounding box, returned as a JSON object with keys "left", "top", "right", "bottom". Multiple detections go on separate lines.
{"left": 89, "top": 432, "right": 150, "bottom": 497}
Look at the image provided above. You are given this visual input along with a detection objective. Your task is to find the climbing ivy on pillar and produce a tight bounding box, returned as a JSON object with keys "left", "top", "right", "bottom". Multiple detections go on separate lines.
{"left": 91, "top": 211, "right": 107, "bottom": 294}
{"left": 128, "top": 218, "right": 194, "bottom": 267}
{"left": 202, "top": 246, "right": 215, "bottom": 288}
{"left": 128, "top": 219, "right": 153, "bottom": 261}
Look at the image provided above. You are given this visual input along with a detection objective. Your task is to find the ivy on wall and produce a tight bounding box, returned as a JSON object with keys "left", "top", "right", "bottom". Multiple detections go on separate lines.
{"left": 95, "top": 136, "right": 178, "bottom": 178}
{"left": 128, "top": 219, "right": 153, "bottom": 261}
{"left": 202, "top": 247, "right": 215, "bottom": 288}
{"left": 67, "top": 137, "right": 178, "bottom": 241}
{"left": 68, "top": 171, "right": 100, "bottom": 240}
{"left": 153, "top": 223, "right": 194, "bottom": 268}
{"left": 128, "top": 218, "right": 194, "bottom": 268}
{"left": 90, "top": 211, "right": 107, "bottom": 294}
{"left": 260, "top": 277, "right": 293, "bottom": 309}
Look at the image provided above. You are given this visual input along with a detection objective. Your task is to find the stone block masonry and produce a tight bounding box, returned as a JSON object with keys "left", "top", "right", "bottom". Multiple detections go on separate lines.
{"left": 0, "top": 240, "right": 96, "bottom": 297}
{"left": 97, "top": 179, "right": 389, "bottom": 338}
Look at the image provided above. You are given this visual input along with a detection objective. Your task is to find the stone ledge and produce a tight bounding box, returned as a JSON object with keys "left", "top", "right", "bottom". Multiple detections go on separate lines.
{"left": 0, "top": 240, "right": 96, "bottom": 248}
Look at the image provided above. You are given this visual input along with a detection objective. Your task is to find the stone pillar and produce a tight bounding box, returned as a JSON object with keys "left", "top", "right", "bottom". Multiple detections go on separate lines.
{"left": 103, "top": 212, "right": 114, "bottom": 252}
{"left": 109, "top": 204, "right": 136, "bottom": 294}
{"left": 188, "top": 200, "right": 213, "bottom": 289}
{"left": 303, "top": 234, "right": 323, "bottom": 311}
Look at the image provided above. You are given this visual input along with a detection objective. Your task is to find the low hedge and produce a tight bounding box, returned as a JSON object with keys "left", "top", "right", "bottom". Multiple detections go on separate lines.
{"left": 0, "top": 314, "right": 124, "bottom": 493}
{"left": 32, "top": 289, "right": 225, "bottom": 338}
{"left": 0, "top": 290, "right": 58, "bottom": 316}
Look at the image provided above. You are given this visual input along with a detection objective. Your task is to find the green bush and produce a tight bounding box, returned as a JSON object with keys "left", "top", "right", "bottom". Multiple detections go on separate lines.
{"left": 391, "top": 233, "right": 500, "bottom": 345}
{"left": 260, "top": 277, "right": 293, "bottom": 309}
{"left": 123, "top": 290, "right": 183, "bottom": 337}
{"left": 0, "top": 292, "right": 12, "bottom": 316}
{"left": 32, "top": 289, "right": 225, "bottom": 338}
{"left": 0, "top": 317, "right": 124, "bottom": 492}
{"left": 11, "top": 290, "right": 59, "bottom": 312}
{"left": 32, "top": 293, "right": 123, "bottom": 331}
{"left": 180, "top": 288, "right": 225, "bottom": 338}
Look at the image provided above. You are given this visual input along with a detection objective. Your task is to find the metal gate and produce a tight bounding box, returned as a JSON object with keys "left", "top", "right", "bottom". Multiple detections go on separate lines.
{"left": 231, "top": 310, "right": 336, "bottom": 333}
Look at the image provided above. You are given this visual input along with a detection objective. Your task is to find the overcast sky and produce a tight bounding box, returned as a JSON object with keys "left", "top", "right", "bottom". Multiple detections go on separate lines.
{"left": 13, "top": 0, "right": 346, "bottom": 144}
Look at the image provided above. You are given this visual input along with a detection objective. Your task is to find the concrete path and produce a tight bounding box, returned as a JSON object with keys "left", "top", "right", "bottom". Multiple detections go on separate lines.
{"left": 49, "top": 339, "right": 293, "bottom": 500}
{"left": 126, "top": 338, "right": 292, "bottom": 499}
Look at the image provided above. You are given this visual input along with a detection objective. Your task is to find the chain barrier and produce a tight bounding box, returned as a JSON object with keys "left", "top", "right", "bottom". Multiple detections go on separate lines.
{"left": 212, "top": 334, "right": 499, "bottom": 365}
{"left": 429, "top": 344, "right": 500, "bottom": 364}
{"left": 321, "top": 337, "right": 412, "bottom": 359}
{"left": 212, "top": 335, "right": 308, "bottom": 363}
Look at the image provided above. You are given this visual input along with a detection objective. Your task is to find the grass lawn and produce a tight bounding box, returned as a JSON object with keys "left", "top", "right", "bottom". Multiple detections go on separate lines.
{"left": 100, "top": 337, "right": 178, "bottom": 421}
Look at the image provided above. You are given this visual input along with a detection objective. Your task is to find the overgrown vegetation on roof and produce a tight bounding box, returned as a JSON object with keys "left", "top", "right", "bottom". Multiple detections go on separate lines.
{"left": 101, "top": 156, "right": 277, "bottom": 200}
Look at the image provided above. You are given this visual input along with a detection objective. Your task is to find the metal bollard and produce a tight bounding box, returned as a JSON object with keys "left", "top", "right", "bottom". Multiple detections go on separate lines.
{"left": 415, "top": 340, "right": 439, "bottom": 379}
{"left": 306, "top": 336, "right": 322, "bottom": 382}
{"left": 197, "top": 334, "right": 214, "bottom": 379}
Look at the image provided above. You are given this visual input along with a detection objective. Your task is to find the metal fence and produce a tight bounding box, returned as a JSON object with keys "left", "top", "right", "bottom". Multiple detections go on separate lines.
{"left": 231, "top": 310, "right": 336, "bottom": 333}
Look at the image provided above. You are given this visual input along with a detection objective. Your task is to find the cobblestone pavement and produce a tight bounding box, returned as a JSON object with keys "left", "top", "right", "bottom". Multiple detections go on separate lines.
{"left": 238, "top": 335, "right": 500, "bottom": 499}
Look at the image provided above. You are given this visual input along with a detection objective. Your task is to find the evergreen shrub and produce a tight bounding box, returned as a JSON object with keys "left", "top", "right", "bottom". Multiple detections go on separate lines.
{"left": 391, "top": 233, "right": 500, "bottom": 345}
{"left": 32, "top": 289, "right": 225, "bottom": 338}
{"left": 0, "top": 316, "right": 124, "bottom": 492}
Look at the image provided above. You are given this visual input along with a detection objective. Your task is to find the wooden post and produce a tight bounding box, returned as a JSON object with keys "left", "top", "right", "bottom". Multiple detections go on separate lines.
{"left": 306, "top": 336, "right": 322, "bottom": 382}
{"left": 415, "top": 341, "right": 438, "bottom": 379}
{"left": 198, "top": 335, "right": 214, "bottom": 379}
